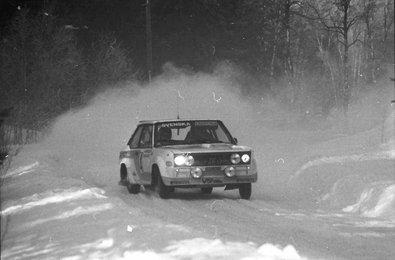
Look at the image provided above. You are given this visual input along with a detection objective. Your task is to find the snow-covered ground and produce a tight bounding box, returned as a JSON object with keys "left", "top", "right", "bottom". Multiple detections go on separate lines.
{"left": 1, "top": 72, "right": 394, "bottom": 259}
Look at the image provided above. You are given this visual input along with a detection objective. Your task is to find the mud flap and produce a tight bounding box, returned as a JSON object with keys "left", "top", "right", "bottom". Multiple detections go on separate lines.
{"left": 224, "top": 184, "right": 239, "bottom": 190}
{"left": 118, "top": 179, "right": 128, "bottom": 186}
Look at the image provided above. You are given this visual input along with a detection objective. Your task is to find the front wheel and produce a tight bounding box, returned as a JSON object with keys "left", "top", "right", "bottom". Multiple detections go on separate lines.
{"left": 239, "top": 183, "right": 251, "bottom": 199}
{"left": 154, "top": 169, "right": 171, "bottom": 199}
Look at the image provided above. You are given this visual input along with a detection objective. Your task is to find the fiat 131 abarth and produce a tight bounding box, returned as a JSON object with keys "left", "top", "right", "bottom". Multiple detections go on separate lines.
{"left": 119, "top": 119, "right": 257, "bottom": 199}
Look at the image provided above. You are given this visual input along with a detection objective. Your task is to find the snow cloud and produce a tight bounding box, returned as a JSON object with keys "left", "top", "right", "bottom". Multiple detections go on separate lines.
{"left": 40, "top": 62, "right": 395, "bottom": 218}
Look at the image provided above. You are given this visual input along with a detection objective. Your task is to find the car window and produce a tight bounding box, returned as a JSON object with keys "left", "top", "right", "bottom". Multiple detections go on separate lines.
{"left": 139, "top": 125, "right": 153, "bottom": 148}
{"left": 213, "top": 126, "right": 228, "bottom": 142}
{"left": 154, "top": 120, "right": 234, "bottom": 147}
{"left": 128, "top": 125, "right": 143, "bottom": 149}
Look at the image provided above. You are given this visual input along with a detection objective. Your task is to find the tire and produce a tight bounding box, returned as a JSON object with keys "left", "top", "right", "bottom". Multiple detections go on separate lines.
{"left": 154, "top": 168, "right": 171, "bottom": 199}
{"left": 127, "top": 182, "right": 141, "bottom": 194}
{"left": 120, "top": 165, "right": 127, "bottom": 182}
{"left": 201, "top": 187, "right": 213, "bottom": 194}
{"left": 239, "top": 183, "right": 251, "bottom": 199}
{"left": 121, "top": 164, "right": 140, "bottom": 194}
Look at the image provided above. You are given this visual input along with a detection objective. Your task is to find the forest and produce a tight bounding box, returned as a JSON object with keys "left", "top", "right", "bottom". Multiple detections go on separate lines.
{"left": 0, "top": 0, "right": 394, "bottom": 148}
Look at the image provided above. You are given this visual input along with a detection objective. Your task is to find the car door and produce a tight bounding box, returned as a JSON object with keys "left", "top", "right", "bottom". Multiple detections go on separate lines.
{"left": 127, "top": 125, "right": 144, "bottom": 183}
{"left": 137, "top": 125, "right": 153, "bottom": 184}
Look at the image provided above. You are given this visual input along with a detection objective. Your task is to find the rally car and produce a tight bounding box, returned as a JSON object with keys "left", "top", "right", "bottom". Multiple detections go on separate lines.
{"left": 119, "top": 119, "right": 257, "bottom": 199}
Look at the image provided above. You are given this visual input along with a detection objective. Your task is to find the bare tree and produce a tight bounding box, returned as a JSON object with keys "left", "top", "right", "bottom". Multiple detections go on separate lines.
{"left": 303, "top": 0, "right": 366, "bottom": 115}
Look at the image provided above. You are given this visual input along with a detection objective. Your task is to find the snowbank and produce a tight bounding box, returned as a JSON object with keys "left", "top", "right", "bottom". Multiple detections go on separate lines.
{"left": 121, "top": 239, "right": 306, "bottom": 260}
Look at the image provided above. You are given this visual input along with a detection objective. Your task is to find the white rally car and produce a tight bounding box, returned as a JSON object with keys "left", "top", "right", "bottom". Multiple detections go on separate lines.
{"left": 119, "top": 119, "right": 257, "bottom": 199}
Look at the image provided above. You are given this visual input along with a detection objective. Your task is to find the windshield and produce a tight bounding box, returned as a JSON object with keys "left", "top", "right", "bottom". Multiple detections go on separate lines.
{"left": 154, "top": 120, "right": 234, "bottom": 147}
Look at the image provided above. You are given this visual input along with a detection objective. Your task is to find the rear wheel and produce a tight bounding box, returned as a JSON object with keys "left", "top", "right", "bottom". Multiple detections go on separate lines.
{"left": 239, "top": 183, "right": 251, "bottom": 199}
{"left": 201, "top": 187, "right": 213, "bottom": 194}
{"left": 119, "top": 165, "right": 128, "bottom": 185}
{"left": 121, "top": 164, "right": 140, "bottom": 194}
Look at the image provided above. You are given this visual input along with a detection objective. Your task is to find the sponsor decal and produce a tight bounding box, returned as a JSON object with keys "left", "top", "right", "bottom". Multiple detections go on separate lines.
{"left": 119, "top": 151, "right": 132, "bottom": 159}
{"left": 159, "top": 122, "right": 191, "bottom": 128}
{"left": 202, "top": 178, "right": 213, "bottom": 184}
{"left": 194, "top": 121, "right": 218, "bottom": 127}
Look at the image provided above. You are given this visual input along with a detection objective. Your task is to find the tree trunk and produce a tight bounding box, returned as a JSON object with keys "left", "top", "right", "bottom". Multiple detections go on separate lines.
{"left": 341, "top": 0, "right": 351, "bottom": 116}
{"left": 283, "top": 0, "right": 295, "bottom": 103}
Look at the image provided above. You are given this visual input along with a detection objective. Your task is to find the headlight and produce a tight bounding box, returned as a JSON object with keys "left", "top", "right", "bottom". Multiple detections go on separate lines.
{"left": 224, "top": 166, "right": 236, "bottom": 177}
{"left": 241, "top": 154, "right": 250, "bottom": 163}
{"left": 191, "top": 167, "right": 202, "bottom": 178}
{"left": 174, "top": 155, "right": 186, "bottom": 166}
{"left": 174, "top": 155, "right": 194, "bottom": 166}
{"left": 230, "top": 153, "right": 241, "bottom": 164}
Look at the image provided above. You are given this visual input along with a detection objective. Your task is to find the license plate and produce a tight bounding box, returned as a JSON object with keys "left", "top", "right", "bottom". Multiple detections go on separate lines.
{"left": 202, "top": 177, "right": 223, "bottom": 184}
{"left": 203, "top": 167, "right": 223, "bottom": 177}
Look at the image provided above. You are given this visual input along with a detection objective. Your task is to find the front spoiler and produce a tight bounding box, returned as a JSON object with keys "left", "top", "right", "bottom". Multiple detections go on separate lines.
{"left": 162, "top": 173, "right": 257, "bottom": 188}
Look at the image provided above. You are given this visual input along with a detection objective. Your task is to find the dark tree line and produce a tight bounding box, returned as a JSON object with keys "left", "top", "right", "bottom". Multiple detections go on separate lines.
{"left": 0, "top": 0, "right": 394, "bottom": 135}
{"left": 1, "top": 6, "right": 135, "bottom": 131}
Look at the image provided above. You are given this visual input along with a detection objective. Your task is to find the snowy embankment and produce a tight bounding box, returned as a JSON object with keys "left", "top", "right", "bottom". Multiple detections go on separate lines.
{"left": 291, "top": 148, "right": 394, "bottom": 215}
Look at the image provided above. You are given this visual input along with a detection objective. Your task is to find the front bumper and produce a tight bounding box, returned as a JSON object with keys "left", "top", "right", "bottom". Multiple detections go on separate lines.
{"left": 162, "top": 165, "right": 257, "bottom": 187}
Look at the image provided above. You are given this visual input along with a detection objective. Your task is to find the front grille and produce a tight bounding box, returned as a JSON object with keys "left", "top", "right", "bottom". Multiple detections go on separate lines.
{"left": 191, "top": 152, "right": 251, "bottom": 166}
{"left": 193, "top": 153, "right": 230, "bottom": 166}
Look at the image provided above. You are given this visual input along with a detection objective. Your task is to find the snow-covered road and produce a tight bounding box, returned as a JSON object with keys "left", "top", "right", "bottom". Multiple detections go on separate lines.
{"left": 1, "top": 132, "right": 394, "bottom": 259}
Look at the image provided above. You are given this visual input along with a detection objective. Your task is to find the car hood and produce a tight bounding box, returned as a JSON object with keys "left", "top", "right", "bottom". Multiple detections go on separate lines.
{"left": 158, "top": 143, "right": 252, "bottom": 153}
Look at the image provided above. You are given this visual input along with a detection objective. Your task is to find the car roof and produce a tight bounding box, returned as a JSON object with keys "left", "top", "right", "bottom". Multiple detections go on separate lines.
{"left": 138, "top": 119, "right": 221, "bottom": 125}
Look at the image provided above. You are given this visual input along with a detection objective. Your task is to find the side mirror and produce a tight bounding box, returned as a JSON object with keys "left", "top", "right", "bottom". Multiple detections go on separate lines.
{"left": 233, "top": 137, "right": 238, "bottom": 144}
